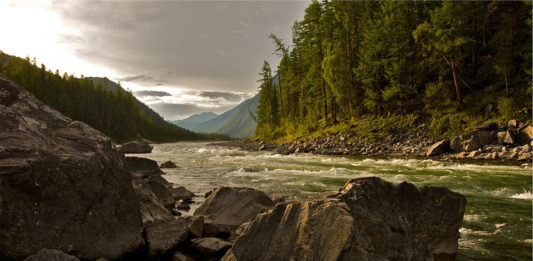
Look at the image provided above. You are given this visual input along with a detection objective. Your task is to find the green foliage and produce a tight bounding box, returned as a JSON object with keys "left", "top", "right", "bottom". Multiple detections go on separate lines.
{"left": 497, "top": 97, "right": 515, "bottom": 120}
{"left": 0, "top": 52, "right": 226, "bottom": 143}
{"left": 255, "top": 0, "right": 531, "bottom": 141}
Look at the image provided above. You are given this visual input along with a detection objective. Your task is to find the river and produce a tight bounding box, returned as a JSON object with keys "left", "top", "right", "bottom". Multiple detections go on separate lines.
{"left": 133, "top": 141, "right": 532, "bottom": 260}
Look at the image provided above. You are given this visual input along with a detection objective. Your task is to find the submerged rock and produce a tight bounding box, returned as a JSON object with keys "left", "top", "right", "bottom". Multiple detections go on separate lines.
{"left": 194, "top": 187, "right": 275, "bottom": 237}
{"left": 118, "top": 140, "right": 153, "bottom": 154}
{"left": 161, "top": 160, "right": 178, "bottom": 168}
{"left": 223, "top": 177, "right": 466, "bottom": 261}
{"left": 0, "top": 74, "right": 144, "bottom": 260}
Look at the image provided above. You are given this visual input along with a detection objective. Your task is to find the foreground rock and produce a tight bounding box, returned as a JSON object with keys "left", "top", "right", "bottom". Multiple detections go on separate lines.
{"left": 118, "top": 140, "right": 153, "bottom": 154}
{"left": 223, "top": 177, "right": 466, "bottom": 261}
{"left": 191, "top": 237, "right": 232, "bottom": 259}
{"left": 124, "top": 156, "right": 164, "bottom": 176}
{"left": 194, "top": 187, "right": 275, "bottom": 238}
{"left": 0, "top": 74, "right": 144, "bottom": 260}
{"left": 23, "top": 250, "right": 80, "bottom": 261}
{"left": 145, "top": 219, "right": 188, "bottom": 257}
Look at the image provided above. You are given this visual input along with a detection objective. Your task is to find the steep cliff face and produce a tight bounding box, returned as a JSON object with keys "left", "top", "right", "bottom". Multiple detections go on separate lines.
{"left": 0, "top": 74, "right": 144, "bottom": 260}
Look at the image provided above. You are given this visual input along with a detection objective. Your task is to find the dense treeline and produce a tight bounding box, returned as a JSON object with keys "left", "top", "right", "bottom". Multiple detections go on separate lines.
{"left": 0, "top": 52, "right": 225, "bottom": 143}
{"left": 256, "top": 0, "right": 532, "bottom": 141}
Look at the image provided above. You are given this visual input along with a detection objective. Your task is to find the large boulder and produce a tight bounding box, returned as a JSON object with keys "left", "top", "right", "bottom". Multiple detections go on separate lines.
{"left": 194, "top": 187, "right": 275, "bottom": 237}
{"left": 451, "top": 131, "right": 494, "bottom": 152}
{"left": 223, "top": 177, "right": 466, "bottom": 261}
{"left": 132, "top": 177, "right": 174, "bottom": 223}
{"left": 0, "top": 74, "right": 144, "bottom": 260}
{"left": 517, "top": 125, "right": 533, "bottom": 144}
{"left": 124, "top": 156, "right": 164, "bottom": 176}
{"left": 144, "top": 219, "right": 188, "bottom": 257}
{"left": 464, "top": 130, "right": 494, "bottom": 151}
{"left": 118, "top": 140, "right": 153, "bottom": 154}
{"left": 427, "top": 139, "right": 450, "bottom": 156}
{"left": 23, "top": 250, "right": 80, "bottom": 261}
{"left": 172, "top": 186, "right": 195, "bottom": 201}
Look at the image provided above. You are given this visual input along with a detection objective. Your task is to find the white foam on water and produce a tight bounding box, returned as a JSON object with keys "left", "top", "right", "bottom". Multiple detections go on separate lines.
{"left": 463, "top": 214, "right": 484, "bottom": 222}
{"left": 510, "top": 190, "right": 533, "bottom": 200}
{"left": 459, "top": 228, "right": 493, "bottom": 236}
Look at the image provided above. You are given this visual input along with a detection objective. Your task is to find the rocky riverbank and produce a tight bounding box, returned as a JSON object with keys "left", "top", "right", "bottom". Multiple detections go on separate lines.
{"left": 220, "top": 120, "right": 532, "bottom": 163}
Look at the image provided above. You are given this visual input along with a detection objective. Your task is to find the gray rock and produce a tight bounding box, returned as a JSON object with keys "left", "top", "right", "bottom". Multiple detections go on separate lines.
{"left": 132, "top": 177, "right": 173, "bottom": 223}
{"left": 118, "top": 140, "right": 153, "bottom": 154}
{"left": 173, "top": 251, "right": 195, "bottom": 261}
{"left": 124, "top": 156, "right": 164, "bottom": 176}
{"left": 194, "top": 187, "right": 275, "bottom": 237}
{"left": 450, "top": 136, "right": 463, "bottom": 152}
{"left": 502, "top": 130, "right": 517, "bottom": 145}
{"left": 508, "top": 119, "right": 518, "bottom": 128}
{"left": 161, "top": 160, "right": 178, "bottom": 168}
{"left": 172, "top": 186, "right": 195, "bottom": 201}
{"left": 427, "top": 139, "right": 450, "bottom": 156}
{"left": 223, "top": 177, "right": 466, "bottom": 261}
{"left": 23, "top": 250, "right": 80, "bottom": 261}
{"left": 145, "top": 219, "right": 188, "bottom": 257}
{"left": 185, "top": 215, "right": 204, "bottom": 238}
{"left": 464, "top": 131, "right": 494, "bottom": 151}
{"left": 0, "top": 74, "right": 144, "bottom": 260}
{"left": 517, "top": 126, "right": 533, "bottom": 144}
{"left": 191, "top": 237, "right": 232, "bottom": 258}
{"left": 145, "top": 175, "right": 175, "bottom": 209}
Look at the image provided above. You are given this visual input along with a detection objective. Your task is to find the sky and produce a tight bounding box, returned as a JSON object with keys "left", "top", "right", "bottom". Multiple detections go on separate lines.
{"left": 0, "top": 0, "right": 308, "bottom": 120}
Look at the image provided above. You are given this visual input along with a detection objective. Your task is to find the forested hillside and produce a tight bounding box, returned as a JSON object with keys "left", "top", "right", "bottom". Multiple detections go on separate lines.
{"left": 255, "top": 1, "right": 532, "bottom": 141}
{"left": 0, "top": 52, "right": 224, "bottom": 143}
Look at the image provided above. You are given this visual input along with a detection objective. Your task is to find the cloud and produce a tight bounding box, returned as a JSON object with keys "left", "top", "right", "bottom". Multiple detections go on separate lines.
{"left": 198, "top": 91, "right": 247, "bottom": 102}
{"left": 0, "top": 0, "right": 307, "bottom": 118}
{"left": 134, "top": 90, "right": 171, "bottom": 97}
{"left": 119, "top": 74, "right": 152, "bottom": 82}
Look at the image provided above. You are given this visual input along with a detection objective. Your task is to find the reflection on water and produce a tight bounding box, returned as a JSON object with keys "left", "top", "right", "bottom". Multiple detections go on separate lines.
{"left": 132, "top": 141, "right": 532, "bottom": 261}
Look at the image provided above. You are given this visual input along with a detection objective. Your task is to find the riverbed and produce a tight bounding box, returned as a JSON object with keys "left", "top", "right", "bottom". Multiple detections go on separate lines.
{"left": 133, "top": 141, "right": 532, "bottom": 260}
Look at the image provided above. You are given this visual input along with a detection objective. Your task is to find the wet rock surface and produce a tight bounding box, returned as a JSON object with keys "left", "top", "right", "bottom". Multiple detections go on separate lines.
{"left": 223, "top": 177, "right": 467, "bottom": 261}
{"left": 161, "top": 160, "right": 178, "bottom": 168}
{"left": 194, "top": 187, "right": 275, "bottom": 237}
{"left": 0, "top": 74, "right": 144, "bottom": 260}
{"left": 118, "top": 140, "right": 154, "bottom": 154}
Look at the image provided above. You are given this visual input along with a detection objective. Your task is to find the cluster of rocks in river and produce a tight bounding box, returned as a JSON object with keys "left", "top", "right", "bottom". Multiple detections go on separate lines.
{"left": 434, "top": 121, "right": 532, "bottom": 161}
{"left": 1, "top": 73, "right": 466, "bottom": 261}
{"left": 224, "top": 120, "right": 532, "bottom": 162}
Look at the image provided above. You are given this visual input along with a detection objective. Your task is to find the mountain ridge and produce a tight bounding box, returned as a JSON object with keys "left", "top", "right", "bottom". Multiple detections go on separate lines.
{"left": 170, "top": 94, "right": 259, "bottom": 138}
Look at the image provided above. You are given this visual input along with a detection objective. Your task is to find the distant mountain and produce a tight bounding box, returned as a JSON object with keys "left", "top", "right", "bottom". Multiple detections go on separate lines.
{"left": 174, "top": 112, "right": 218, "bottom": 124}
{"left": 87, "top": 77, "right": 167, "bottom": 125}
{"left": 170, "top": 94, "right": 259, "bottom": 139}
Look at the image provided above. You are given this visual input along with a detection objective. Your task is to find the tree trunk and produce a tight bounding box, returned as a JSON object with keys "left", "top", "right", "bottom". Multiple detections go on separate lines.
{"left": 450, "top": 57, "right": 464, "bottom": 110}
{"left": 278, "top": 73, "right": 283, "bottom": 116}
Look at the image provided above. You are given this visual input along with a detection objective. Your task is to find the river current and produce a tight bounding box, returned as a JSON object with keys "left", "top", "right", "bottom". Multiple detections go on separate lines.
{"left": 133, "top": 142, "right": 532, "bottom": 260}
